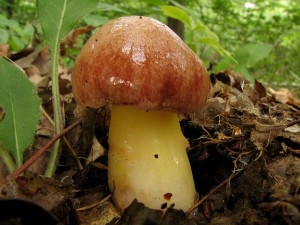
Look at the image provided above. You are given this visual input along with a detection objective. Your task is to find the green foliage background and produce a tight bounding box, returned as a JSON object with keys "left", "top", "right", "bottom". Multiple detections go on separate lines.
{"left": 0, "top": 0, "right": 299, "bottom": 95}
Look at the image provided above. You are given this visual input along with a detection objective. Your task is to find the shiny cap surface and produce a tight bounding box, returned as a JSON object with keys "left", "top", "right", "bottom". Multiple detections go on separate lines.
{"left": 72, "top": 16, "right": 211, "bottom": 112}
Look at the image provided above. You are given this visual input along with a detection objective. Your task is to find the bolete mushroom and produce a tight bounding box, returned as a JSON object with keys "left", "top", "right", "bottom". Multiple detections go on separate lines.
{"left": 72, "top": 16, "right": 211, "bottom": 212}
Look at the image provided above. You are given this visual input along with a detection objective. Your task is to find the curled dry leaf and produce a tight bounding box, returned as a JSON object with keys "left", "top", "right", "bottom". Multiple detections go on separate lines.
{"left": 268, "top": 87, "right": 300, "bottom": 108}
{"left": 61, "top": 25, "right": 94, "bottom": 50}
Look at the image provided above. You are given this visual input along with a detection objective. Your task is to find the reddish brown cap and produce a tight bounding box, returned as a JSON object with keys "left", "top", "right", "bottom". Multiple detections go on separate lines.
{"left": 72, "top": 16, "right": 211, "bottom": 112}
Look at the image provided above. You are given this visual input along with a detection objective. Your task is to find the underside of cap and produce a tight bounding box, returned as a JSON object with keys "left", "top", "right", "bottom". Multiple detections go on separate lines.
{"left": 72, "top": 16, "right": 211, "bottom": 113}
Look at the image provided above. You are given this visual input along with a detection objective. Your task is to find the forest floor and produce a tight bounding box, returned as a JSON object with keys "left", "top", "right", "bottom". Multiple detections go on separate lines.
{"left": 0, "top": 45, "right": 300, "bottom": 225}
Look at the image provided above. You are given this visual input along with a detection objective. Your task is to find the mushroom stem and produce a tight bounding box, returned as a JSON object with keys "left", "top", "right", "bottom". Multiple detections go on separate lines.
{"left": 108, "top": 105, "right": 196, "bottom": 212}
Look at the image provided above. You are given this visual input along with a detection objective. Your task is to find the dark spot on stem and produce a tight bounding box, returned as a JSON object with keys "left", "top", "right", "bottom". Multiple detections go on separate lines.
{"left": 154, "top": 154, "right": 159, "bottom": 158}
{"left": 161, "top": 202, "right": 167, "bottom": 210}
{"left": 163, "top": 192, "right": 173, "bottom": 201}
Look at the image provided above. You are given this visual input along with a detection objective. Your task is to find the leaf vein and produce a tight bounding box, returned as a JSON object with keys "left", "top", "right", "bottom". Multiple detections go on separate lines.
{"left": 8, "top": 81, "right": 20, "bottom": 165}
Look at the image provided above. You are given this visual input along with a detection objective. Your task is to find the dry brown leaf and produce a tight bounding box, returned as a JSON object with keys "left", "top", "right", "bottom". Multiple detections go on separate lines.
{"left": 268, "top": 88, "right": 300, "bottom": 108}
{"left": 61, "top": 25, "right": 94, "bottom": 49}
{"left": 0, "top": 174, "right": 72, "bottom": 211}
{"left": 0, "top": 44, "right": 9, "bottom": 57}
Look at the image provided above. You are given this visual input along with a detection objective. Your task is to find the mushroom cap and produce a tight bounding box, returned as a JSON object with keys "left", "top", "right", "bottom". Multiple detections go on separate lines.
{"left": 72, "top": 16, "right": 211, "bottom": 113}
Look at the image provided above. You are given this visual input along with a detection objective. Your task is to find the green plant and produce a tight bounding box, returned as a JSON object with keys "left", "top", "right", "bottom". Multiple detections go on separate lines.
{"left": 198, "top": 0, "right": 300, "bottom": 91}
{"left": 0, "top": 14, "right": 34, "bottom": 51}
{"left": 0, "top": 57, "right": 41, "bottom": 173}
{"left": 0, "top": 0, "right": 99, "bottom": 176}
{"left": 216, "top": 43, "right": 273, "bottom": 82}
{"left": 36, "top": 0, "right": 99, "bottom": 177}
{"left": 160, "top": 2, "right": 235, "bottom": 62}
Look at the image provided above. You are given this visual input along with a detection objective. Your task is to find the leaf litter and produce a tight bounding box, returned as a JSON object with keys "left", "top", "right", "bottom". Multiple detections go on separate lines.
{"left": 0, "top": 39, "right": 300, "bottom": 224}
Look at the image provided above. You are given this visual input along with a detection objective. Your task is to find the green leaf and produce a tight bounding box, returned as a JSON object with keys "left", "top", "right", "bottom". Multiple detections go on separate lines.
{"left": 195, "top": 36, "right": 235, "bottom": 62}
{"left": 83, "top": 14, "right": 109, "bottom": 27}
{"left": 216, "top": 43, "right": 272, "bottom": 79}
{"left": 169, "top": 0, "right": 198, "bottom": 18}
{"left": 37, "top": 0, "right": 99, "bottom": 50}
{"left": 0, "top": 28, "right": 9, "bottom": 44}
{"left": 160, "top": 5, "right": 192, "bottom": 28}
{"left": 234, "top": 43, "right": 273, "bottom": 66}
{"left": 9, "top": 35, "right": 25, "bottom": 51}
{"left": 10, "top": 21, "right": 24, "bottom": 37}
{"left": 194, "top": 20, "right": 207, "bottom": 32}
{"left": 23, "top": 23, "right": 35, "bottom": 43}
{"left": 0, "top": 57, "right": 41, "bottom": 167}
{"left": 0, "top": 16, "right": 12, "bottom": 28}
{"left": 235, "top": 65, "right": 254, "bottom": 83}
{"left": 141, "top": 0, "right": 167, "bottom": 6}
{"left": 216, "top": 56, "right": 234, "bottom": 71}
{"left": 97, "top": 3, "right": 128, "bottom": 13}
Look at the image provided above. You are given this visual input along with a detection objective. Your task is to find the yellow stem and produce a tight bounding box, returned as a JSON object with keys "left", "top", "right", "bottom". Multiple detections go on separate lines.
{"left": 108, "top": 105, "right": 196, "bottom": 211}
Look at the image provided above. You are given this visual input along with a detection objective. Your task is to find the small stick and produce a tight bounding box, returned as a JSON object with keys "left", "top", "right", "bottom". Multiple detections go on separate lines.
{"left": 287, "top": 147, "right": 300, "bottom": 155}
{"left": 186, "top": 171, "right": 240, "bottom": 214}
{"left": 11, "top": 120, "right": 81, "bottom": 178}
{"left": 286, "top": 118, "right": 300, "bottom": 127}
{"left": 76, "top": 194, "right": 112, "bottom": 211}
{"left": 40, "top": 106, "right": 83, "bottom": 170}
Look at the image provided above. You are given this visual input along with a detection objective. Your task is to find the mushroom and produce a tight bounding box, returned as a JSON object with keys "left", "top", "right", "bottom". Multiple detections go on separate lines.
{"left": 72, "top": 16, "right": 211, "bottom": 212}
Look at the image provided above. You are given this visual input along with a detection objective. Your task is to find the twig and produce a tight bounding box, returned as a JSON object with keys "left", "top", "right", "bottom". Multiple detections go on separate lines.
{"left": 186, "top": 171, "right": 240, "bottom": 214}
{"left": 286, "top": 119, "right": 300, "bottom": 128}
{"left": 76, "top": 194, "right": 112, "bottom": 211}
{"left": 63, "top": 135, "right": 84, "bottom": 170}
{"left": 40, "top": 106, "right": 83, "bottom": 170}
{"left": 10, "top": 120, "right": 81, "bottom": 178}
{"left": 287, "top": 147, "right": 300, "bottom": 155}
